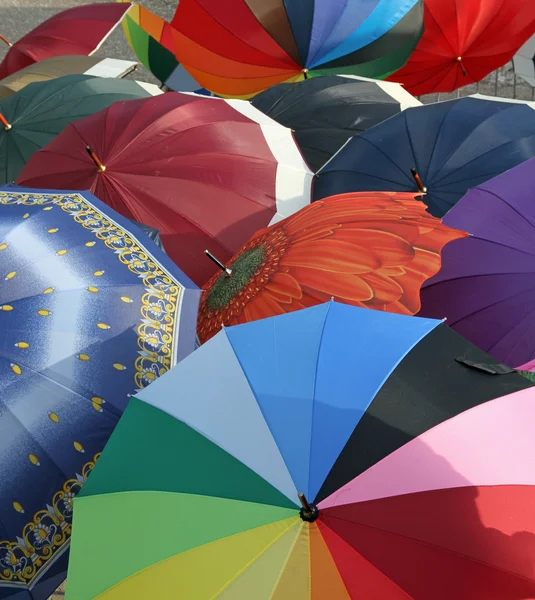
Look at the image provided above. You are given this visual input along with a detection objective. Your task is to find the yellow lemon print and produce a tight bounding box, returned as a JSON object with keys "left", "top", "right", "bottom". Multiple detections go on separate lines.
{"left": 22, "top": 213, "right": 29, "bottom": 219}
{"left": 85, "top": 241, "right": 96, "bottom": 247}
{"left": 56, "top": 249, "right": 67, "bottom": 256}
{"left": 47, "top": 228, "right": 58, "bottom": 234}
{"left": 28, "top": 454, "right": 40, "bottom": 466}
{"left": 97, "top": 323, "right": 110, "bottom": 330}
{"left": 73, "top": 441, "right": 85, "bottom": 453}
{"left": 0, "top": 243, "right": 7, "bottom": 250}
{"left": 48, "top": 412, "right": 59, "bottom": 423}
{"left": 14, "top": 342, "right": 29, "bottom": 349}
{"left": 91, "top": 396, "right": 105, "bottom": 405}
{"left": 37, "top": 309, "right": 51, "bottom": 317}
{"left": 77, "top": 354, "right": 90, "bottom": 361}
{"left": 120, "top": 296, "right": 133, "bottom": 303}
{"left": 43, "top": 287, "right": 54, "bottom": 294}
{"left": 113, "top": 363, "right": 127, "bottom": 371}
{"left": 93, "top": 270, "right": 104, "bottom": 277}
{"left": 10, "top": 363, "right": 21, "bottom": 375}
{"left": 1, "top": 305, "right": 13, "bottom": 311}
{"left": 92, "top": 402, "right": 103, "bottom": 413}
{"left": 13, "top": 502, "right": 24, "bottom": 514}
{"left": 43, "top": 206, "right": 53, "bottom": 211}
{"left": 87, "top": 286, "right": 99, "bottom": 293}
{"left": 5, "top": 271, "right": 16, "bottom": 280}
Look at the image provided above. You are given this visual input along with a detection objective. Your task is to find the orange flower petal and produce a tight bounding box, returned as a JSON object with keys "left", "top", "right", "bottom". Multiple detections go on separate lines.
{"left": 409, "top": 247, "right": 442, "bottom": 279}
{"left": 283, "top": 240, "right": 381, "bottom": 273}
{"left": 243, "top": 290, "right": 286, "bottom": 322}
{"left": 291, "top": 266, "right": 374, "bottom": 302}
{"left": 359, "top": 272, "right": 404, "bottom": 304}
{"left": 332, "top": 229, "right": 415, "bottom": 267}
{"left": 265, "top": 272, "right": 303, "bottom": 300}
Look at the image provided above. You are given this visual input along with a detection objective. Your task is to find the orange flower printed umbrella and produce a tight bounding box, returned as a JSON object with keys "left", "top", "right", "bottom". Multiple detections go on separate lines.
{"left": 197, "top": 192, "right": 467, "bottom": 343}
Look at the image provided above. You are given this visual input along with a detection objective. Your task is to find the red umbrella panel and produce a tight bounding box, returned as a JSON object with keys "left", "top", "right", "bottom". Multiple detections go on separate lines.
{"left": 0, "top": 3, "right": 132, "bottom": 79}
{"left": 197, "top": 192, "right": 467, "bottom": 343}
{"left": 16, "top": 92, "right": 313, "bottom": 287}
{"left": 386, "top": 0, "right": 535, "bottom": 95}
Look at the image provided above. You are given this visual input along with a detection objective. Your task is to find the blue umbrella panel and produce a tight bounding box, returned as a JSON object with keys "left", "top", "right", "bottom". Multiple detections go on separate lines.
{"left": 0, "top": 187, "right": 200, "bottom": 600}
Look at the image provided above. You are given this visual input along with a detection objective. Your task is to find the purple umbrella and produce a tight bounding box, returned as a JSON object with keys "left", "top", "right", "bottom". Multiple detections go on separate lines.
{"left": 418, "top": 157, "right": 535, "bottom": 369}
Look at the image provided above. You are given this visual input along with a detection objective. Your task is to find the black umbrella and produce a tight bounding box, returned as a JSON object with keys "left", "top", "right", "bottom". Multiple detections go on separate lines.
{"left": 251, "top": 75, "right": 420, "bottom": 172}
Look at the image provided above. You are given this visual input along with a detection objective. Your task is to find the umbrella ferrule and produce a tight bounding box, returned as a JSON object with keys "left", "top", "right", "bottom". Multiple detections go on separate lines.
{"left": 85, "top": 145, "right": 106, "bottom": 173}
{"left": 0, "top": 113, "right": 11, "bottom": 131}
{"left": 0, "top": 33, "right": 11, "bottom": 47}
{"left": 410, "top": 168, "right": 427, "bottom": 194}
{"left": 204, "top": 250, "right": 232, "bottom": 277}
{"left": 456, "top": 56, "right": 467, "bottom": 77}
{"left": 298, "top": 492, "right": 319, "bottom": 523}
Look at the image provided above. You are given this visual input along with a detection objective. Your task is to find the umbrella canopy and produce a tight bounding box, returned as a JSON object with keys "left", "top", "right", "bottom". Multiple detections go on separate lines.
{"left": 418, "top": 157, "right": 535, "bottom": 370}
{"left": 65, "top": 302, "right": 535, "bottom": 600}
{"left": 0, "top": 74, "right": 161, "bottom": 185}
{"left": 315, "top": 95, "right": 535, "bottom": 218}
{"left": 122, "top": 3, "right": 180, "bottom": 84}
{"left": 16, "top": 92, "right": 313, "bottom": 287}
{"left": 0, "top": 185, "right": 199, "bottom": 600}
{"left": 0, "top": 56, "right": 138, "bottom": 100}
{"left": 251, "top": 75, "right": 421, "bottom": 172}
{"left": 386, "top": 0, "right": 535, "bottom": 95}
{"left": 169, "top": 0, "right": 424, "bottom": 98}
{"left": 127, "top": 219, "right": 165, "bottom": 252}
{"left": 196, "top": 192, "right": 466, "bottom": 343}
{"left": 0, "top": 3, "right": 132, "bottom": 79}
{"left": 513, "top": 35, "right": 535, "bottom": 88}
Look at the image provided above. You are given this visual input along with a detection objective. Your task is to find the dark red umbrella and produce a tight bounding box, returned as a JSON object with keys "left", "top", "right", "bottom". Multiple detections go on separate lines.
{"left": 0, "top": 3, "right": 132, "bottom": 79}
{"left": 16, "top": 92, "right": 313, "bottom": 286}
{"left": 386, "top": 0, "right": 535, "bottom": 95}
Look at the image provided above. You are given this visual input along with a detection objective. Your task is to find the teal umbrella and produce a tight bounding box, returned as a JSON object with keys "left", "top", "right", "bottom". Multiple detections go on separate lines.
{"left": 0, "top": 74, "right": 161, "bottom": 184}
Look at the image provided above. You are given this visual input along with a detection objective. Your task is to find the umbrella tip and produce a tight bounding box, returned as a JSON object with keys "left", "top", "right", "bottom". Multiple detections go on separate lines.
{"left": 298, "top": 492, "right": 319, "bottom": 522}
{"left": 85, "top": 145, "right": 106, "bottom": 173}
{"left": 204, "top": 250, "right": 232, "bottom": 277}
{"left": 0, "top": 112, "right": 11, "bottom": 131}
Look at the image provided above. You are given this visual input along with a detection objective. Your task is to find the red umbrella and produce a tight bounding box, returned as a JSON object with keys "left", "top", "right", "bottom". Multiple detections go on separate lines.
{"left": 386, "top": 0, "right": 535, "bottom": 95}
{"left": 16, "top": 92, "right": 313, "bottom": 286}
{"left": 0, "top": 3, "right": 132, "bottom": 79}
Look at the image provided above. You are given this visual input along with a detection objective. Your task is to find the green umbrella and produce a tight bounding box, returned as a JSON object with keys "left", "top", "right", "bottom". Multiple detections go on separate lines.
{"left": 0, "top": 73, "right": 162, "bottom": 184}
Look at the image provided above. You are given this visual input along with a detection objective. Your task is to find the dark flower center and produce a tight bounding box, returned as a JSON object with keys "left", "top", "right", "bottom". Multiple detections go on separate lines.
{"left": 205, "top": 246, "right": 266, "bottom": 310}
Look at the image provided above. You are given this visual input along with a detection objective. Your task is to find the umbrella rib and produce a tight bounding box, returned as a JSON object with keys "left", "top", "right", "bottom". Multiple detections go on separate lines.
{"left": 486, "top": 299, "right": 535, "bottom": 355}
{"left": 324, "top": 512, "right": 535, "bottom": 585}
{"left": 423, "top": 102, "right": 458, "bottom": 182}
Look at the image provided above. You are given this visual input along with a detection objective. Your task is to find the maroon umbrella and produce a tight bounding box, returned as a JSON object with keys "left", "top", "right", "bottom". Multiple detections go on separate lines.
{"left": 0, "top": 3, "right": 131, "bottom": 79}
{"left": 419, "top": 157, "right": 535, "bottom": 369}
{"left": 16, "top": 92, "right": 313, "bottom": 286}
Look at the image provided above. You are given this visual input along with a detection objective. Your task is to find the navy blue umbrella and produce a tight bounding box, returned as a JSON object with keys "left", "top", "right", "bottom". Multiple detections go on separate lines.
{"left": 314, "top": 95, "right": 535, "bottom": 217}
{"left": 0, "top": 186, "right": 199, "bottom": 600}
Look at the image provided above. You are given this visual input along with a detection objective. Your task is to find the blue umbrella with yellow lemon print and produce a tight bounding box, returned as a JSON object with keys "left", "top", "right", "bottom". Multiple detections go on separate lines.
{"left": 0, "top": 185, "right": 200, "bottom": 600}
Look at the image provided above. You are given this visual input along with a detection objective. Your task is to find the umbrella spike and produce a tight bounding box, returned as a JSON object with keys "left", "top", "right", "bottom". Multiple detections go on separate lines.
{"left": 85, "top": 145, "right": 106, "bottom": 173}
{"left": 0, "top": 112, "right": 12, "bottom": 131}
{"left": 204, "top": 250, "right": 232, "bottom": 277}
{"left": 0, "top": 33, "right": 12, "bottom": 47}
{"left": 298, "top": 492, "right": 319, "bottom": 522}
{"left": 410, "top": 168, "right": 427, "bottom": 194}
{"left": 456, "top": 56, "right": 467, "bottom": 77}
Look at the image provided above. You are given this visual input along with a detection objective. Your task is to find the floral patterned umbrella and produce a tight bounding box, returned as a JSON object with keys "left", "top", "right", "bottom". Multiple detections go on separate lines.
{"left": 197, "top": 192, "right": 466, "bottom": 343}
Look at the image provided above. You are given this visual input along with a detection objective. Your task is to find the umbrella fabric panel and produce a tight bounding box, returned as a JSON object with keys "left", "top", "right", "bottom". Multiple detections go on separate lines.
{"left": 0, "top": 3, "right": 132, "bottom": 79}
{"left": 315, "top": 96, "right": 535, "bottom": 218}
{"left": 224, "top": 302, "right": 440, "bottom": 501}
{"left": 251, "top": 75, "right": 421, "bottom": 171}
{"left": 315, "top": 324, "right": 533, "bottom": 502}
{"left": 514, "top": 35, "right": 535, "bottom": 87}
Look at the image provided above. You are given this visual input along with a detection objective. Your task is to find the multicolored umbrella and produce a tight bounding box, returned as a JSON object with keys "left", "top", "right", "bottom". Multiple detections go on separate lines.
{"left": 418, "top": 156, "right": 535, "bottom": 370}
{"left": 16, "top": 93, "right": 313, "bottom": 287}
{"left": 0, "top": 185, "right": 199, "bottom": 600}
{"left": 0, "top": 74, "right": 161, "bottom": 185}
{"left": 196, "top": 192, "right": 466, "bottom": 343}
{"left": 169, "top": 0, "right": 424, "bottom": 98}
{"left": 315, "top": 95, "right": 535, "bottom": 218}
{"left": 0, "top": 56, "right": 138, "bottom": 100}
{"left": 0, "top": 3, "right": 132, "bottom": 79}
{"left": 386, "top": 0, "right": 535, "bottom": 95}
{"left": 251, "top": 75, "right": 420, "bottom": 172}
{"left": 65, "top": 302, "right": 535, "bottom": 600}
{"left": 122, "top": 2, "right": 180, "bottom": 84}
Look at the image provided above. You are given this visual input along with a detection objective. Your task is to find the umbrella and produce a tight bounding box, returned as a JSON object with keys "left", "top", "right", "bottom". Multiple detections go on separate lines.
{"left": 0, "top": 3, "right": 132, "bottom": 79}
{"left": 122, "top": 3, "right": 180, "bottom": 85}
{"left": 418, "top": 156, "right": 535, "bottom": 370}
{"left": 0, "top": 74, "right": 161, "bottom": 185}
{"left": 385, "top": 0, "right": 535, "bottom": 95}
{"left": 513, "top": 35, "right": 535, "bottom": 88}
{"left": 196, "top": 192, "right": 466, "bottom": 343}
{"left": 0, "top": 56, "right": 138, "bottom": 100}
{"left": 0, "top": 185, "right": 199, "bottom": 600}
{"left": 314, "top": 95, "right": 535, "bottom": 218}
{"left": 251, "top": 75, "right": 421, "bottom": 172}
{"left": 16, "top": 92, "right": 313, "bottom": 287}
{"left": 169, "top": 0, "right": 424, "bottom": 98}
{"left": 65, "top": 302, "right": 535, "bottom": 600}
{"left": 127, "top": 219, "right": 165, "bottom": 252}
